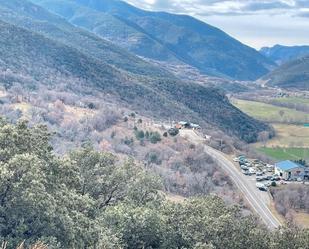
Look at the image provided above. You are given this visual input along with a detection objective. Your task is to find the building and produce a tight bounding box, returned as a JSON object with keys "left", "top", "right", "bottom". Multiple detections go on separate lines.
{"left": 178, "top": 121, "right": 190, "bottom": 129}
{"left": 176, "top": 121, "right": 200, "bottom": 130}
{"left": 190, "top": 123, "right": 201, "bottom": 130}
{"left": 275, "top": 160, "right": 309, "bottom": 181}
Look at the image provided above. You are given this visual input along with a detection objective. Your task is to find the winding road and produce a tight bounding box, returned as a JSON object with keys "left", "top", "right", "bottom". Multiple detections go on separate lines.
{"left": 180, "top": 129, "right": 281, "bottom": 229}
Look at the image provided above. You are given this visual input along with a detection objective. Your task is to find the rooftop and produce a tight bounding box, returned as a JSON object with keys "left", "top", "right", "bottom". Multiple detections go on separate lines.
{"left": 275, "top": 160, "right": 304, "bottom": 171}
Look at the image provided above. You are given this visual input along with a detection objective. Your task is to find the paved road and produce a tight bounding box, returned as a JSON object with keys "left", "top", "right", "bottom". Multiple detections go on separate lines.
{"left": 180, "top": 130, "right": 281, "bottom": 229}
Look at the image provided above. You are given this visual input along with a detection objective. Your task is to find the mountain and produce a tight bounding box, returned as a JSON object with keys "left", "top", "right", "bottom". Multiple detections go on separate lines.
{"left": 261, "top": 56, "right": 309, "bottom": 90}
{"left": 0, "top": 0, "right": 171, "bottom": 79}
{"left": 0, "top": 0, "right": 271, "bottom": 143}
{"left": 260, "top": 44, "right": 309, "bottom": 65}
{"left": 30, "top": 0, "right": 275, "bottom": 81}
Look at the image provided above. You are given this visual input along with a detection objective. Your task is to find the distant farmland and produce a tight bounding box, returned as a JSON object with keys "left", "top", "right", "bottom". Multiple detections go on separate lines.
{"left": 258, "top": 147, "right": 309, "bottom": 161}
{"left": 233, "top": 99, "right": 309, "bottom": 124}
{"left": 233, "top": 98, "right": 309, "bottom": 161}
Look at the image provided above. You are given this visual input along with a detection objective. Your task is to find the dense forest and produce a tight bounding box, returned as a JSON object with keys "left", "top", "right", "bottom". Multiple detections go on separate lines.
{"left": 0, "top": 119, "right": 308, "bottom": 249}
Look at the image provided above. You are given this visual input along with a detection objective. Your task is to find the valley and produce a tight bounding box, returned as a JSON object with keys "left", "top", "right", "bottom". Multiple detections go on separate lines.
{"left": 0, "top": 0, "right": 308, "bottom": 248}
{"left": 232, "top": 91, "right": 309, "bottom": 159}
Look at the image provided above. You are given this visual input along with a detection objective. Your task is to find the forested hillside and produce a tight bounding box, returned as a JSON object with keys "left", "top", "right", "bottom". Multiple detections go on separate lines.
{"left": 262, "top": 56, "right": 309, "bottom": 91}
{"left": 0, "top": 15, "right": 271, "bottom": 143}
{"left": 260, "top": 44, "right": 309, "bottom": 65}
{"left": 0, "top": 0, "right": 171, "bottom": 78}
{"left": 31, "top": 0, "right": 275, "bottom": 80}
{"left": 0, "top": 120, "right": 308, "bottom": 248}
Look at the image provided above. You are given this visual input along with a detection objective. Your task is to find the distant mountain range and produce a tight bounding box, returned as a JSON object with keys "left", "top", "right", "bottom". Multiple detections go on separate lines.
{"left": 0, "top": 0, "right": 271, "bottom": 142}
{"left": 30, "top": 0, "right": 275, "bottom": 81}
{"left": 262, "top": 56, "right": 309, "bottom": 91}
{"left": 260, "top": 44, "right": 309, "bottom": 65}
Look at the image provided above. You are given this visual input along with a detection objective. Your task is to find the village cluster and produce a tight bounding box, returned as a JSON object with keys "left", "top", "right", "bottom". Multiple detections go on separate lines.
{"left": 234, "top": 156, "right": 309, "bottom": 191}
{"left": 174, "top": 121, "right": 309, "bottom": 192}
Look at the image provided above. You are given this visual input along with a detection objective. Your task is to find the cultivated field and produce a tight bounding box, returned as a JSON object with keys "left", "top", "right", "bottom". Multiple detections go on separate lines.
{"left": 258, "top": 147, "right": 309, "bottom": 161}
{"left": 258, "top": 124, "right": 309, "bottom": 148}
{"left": 233, "top": 99, "right": 309, "bottom": 124}
{"left": 233, "top": 98, "right": 309, "bottom": 161}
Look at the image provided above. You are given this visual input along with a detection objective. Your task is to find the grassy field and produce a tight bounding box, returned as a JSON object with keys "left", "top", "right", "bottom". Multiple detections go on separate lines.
{"left": 233, "top": 99, "right": 309, "bottom": 124}
{"left": 256, "top": 124, "right": 309, "bottom": 148}
{"left": 233, "top": 98, "right": 309, "bottom": 160}
{"left": 258, "top": 147, "right": 309, "bottom": 161}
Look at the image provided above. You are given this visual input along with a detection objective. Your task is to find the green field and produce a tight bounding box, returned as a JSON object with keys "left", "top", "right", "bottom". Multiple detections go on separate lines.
{"left": 258, "top": 147, "right": 309, "bottom": 161}
{"left": 233, "top": 99, "right": 309, "bottom": 124}
{"left": 234, "top": 98, "right": 309, "bottom": 161}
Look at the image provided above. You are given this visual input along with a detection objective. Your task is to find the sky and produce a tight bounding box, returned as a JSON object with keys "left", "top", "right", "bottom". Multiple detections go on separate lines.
{"left": 125, "top": 0, "right": 309, "bottom": 49}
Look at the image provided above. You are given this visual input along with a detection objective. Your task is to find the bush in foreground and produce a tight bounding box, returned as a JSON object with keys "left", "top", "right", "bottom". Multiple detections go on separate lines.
{"left": 0, "top": 119, "right": 308, "bottom": 248}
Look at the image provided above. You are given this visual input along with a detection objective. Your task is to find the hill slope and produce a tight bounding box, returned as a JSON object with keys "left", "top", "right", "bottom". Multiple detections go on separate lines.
{"left": 262, "top": 56, "right": 309, "bottom": 90}
{"left": 0, "top": 0, "right": 172, "bottom": 79}
{"left": 31, "top": 0, "right": 275, "bottom": 80}
{"left": 260, "top": 44, "right": 309, "bottom": 65}
{"left": 0, "top": 17, "right": 271, "bottom": 143}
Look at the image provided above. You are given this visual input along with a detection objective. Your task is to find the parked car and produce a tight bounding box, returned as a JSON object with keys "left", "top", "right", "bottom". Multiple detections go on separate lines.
{"left": 256, "top": 183, "right": 268, "bottom": 191}
{"left": 241, "top": 165, "right": 249, "bottom": 170}
{"left": 256, "top": 176, "right": 264, "bottom": 182}
{"left": 266, "top": 175, "right": 273, "bottom": 180}
{"left": 264, "top": 181, "right": 276, "bottom": 187}
{"left": 249, "top": 168, "right": 256, "bottom": 174}
{"left": 271, "top": 175, "right": 281, "bottom": 181}
{"left": 239, "top": 161, "right": 246, "bottom": 166}
{"left": 241, "top": 169, "right": 248, "bottom": 175}
{"left": 256, "top": 171, "right": 264, "bottom": 176}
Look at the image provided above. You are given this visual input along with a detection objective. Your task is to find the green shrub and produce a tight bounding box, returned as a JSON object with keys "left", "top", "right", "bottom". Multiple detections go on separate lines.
{"left": 149, "top": 132, "right": 161, "bottom": 144}
{"left": 135, "top": 130, "right": 145, "bottom": 140}
{"left": 168, "top": 128, "right": 179, "bottom": 136}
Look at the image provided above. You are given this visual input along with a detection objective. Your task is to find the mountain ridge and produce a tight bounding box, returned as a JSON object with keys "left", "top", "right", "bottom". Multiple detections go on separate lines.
{"left": 31, "top": 0, "right": 275, "bottom": 80}
{"left": 0, "top": 0, "right": 174, "bottom": 79}
{"left": 261, "top": 55, "right": 309, "bottom": 90}
{"left": 0, "top": 4, "right": 271, "bottom": 143}
{"left": 260, "top": 44, "right": 309, "bottom": 65}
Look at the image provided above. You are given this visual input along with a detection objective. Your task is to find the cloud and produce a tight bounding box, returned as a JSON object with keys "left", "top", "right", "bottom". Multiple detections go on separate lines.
{"left": 126, "top": 0, "right": 309, "bottom": 17}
